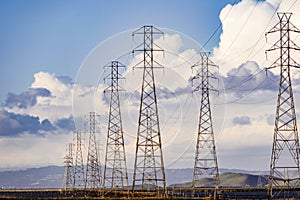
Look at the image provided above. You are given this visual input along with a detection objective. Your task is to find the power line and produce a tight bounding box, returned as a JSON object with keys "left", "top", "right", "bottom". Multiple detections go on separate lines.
{"left": 216, "top": 0, "right": 282, "bottom": 93}
{"left": 216, "top": 1, "right": 259, "bottom": 64}
{"left": 224, "top": 68, "right": 264, "bottom": 91}
{"left": 287, "top": 0, "right": 298, "bottom": 11}
{"left": 218, "top": 78, "right": 268, "bottom": 105}
{"left": 202, "top": 0, "right": 240, "bottom": 49}
{"left": 244, "top": 0, "right": 282, "bottom": 62}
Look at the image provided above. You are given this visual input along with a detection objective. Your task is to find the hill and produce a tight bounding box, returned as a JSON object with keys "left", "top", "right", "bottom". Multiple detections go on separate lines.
{"left": 169, "top": 172, "right": 269, "bottom": 188}
{"left": 0, "top": 166, "right": 269, "bottom": 189}
{"left": 0, "top": 165, "right": 64, "bottom": 189}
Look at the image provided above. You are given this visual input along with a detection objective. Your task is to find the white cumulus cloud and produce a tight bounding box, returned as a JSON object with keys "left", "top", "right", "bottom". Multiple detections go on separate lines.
{"left": 213, "top": 0, "right": 300, "bottom": 75}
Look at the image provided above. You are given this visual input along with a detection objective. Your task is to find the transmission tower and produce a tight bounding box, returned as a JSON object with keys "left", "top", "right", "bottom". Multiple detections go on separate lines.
{"left": 103, "top": 61, "right": 128, "bottom": 189}
{"left": 63, "top": 142, "right": 74, "bottom": 190}
{"left": 73, "top": 130, "right": 85, "bottom": 188}
{"left": 257, "top": 174, "right": 263, "bottom": 188}
{"left": 192, "top": 52, "right": 219, "bottom": 192}
{"left": 132, "top": 26, "right": 166, "bottom": 194}
{"left": 265, "top": 12, "right": 300, "bottom": 198}
{"left": 85, "top": 112, "right": 102, "bottom": 189}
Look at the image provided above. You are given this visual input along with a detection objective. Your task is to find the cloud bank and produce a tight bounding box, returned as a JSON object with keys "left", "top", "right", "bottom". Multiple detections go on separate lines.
{"left": 2, "top": 0, "right": 300, "bottom": 170}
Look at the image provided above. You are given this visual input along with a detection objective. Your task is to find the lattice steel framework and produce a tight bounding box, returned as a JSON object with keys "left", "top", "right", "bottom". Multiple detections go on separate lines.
{"left": 132, "top": 26, "right": 166, "bottom": 194}
{"left": 266, "top": 12, "right": 300, "bottom": 198}
{"left": 85, "top": 112, "right": 102, "bottom": 189}
{"left": 63, "top": 142, "right": 74, "bottom": 190}
{"left": 192, "top": 52, "right": 219, "bottom": 190}
{"left": 103, "top": 61, "right": 128, "bottom": 189}
{"left": 73, "top": 130, "right": 85, "bottom": 188}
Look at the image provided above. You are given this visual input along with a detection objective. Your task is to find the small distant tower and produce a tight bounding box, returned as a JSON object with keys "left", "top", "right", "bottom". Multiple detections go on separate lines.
{"left": 73, "top": 130, "right": 85, "bottom": 188}
{"left": 132, "top": 26, "right": 166, "bottom": 194}
{"left": 63, "top": 142, "right": 74, "bottom": 190}
{"left": 265, "top": 13, "right": 300, "bottom": 198}
{"left": 103, "top": 61, "right": 128, "bottom": 189}
{"left": 85, "top": 112, "right": 102, "bottom": 189}
{"left": 257, "top": 174, "right": 263, "bottom": 188}
{"left": 192, "top": 52, "right": 220, "bottom": 192}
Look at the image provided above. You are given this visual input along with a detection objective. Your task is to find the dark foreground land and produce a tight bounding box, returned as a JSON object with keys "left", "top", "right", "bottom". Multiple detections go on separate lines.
{"left": 0, "top": 187, "right": 299, "bottom": 199}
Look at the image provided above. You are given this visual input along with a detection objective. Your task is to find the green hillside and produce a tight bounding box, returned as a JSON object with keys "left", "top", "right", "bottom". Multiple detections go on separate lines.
{"left": 169, "top": 172, "right": 269, "bottom": 188}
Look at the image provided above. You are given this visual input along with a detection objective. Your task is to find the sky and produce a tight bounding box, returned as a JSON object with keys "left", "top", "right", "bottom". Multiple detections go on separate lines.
{"left": 1, "top": 0, "right": 300, "bottom": 176}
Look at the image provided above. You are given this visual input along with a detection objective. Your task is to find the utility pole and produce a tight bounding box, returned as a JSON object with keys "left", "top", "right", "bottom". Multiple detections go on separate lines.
{"left": 192, "top": 52, "right": 219, "bottom": 198}
{"left": 132, "top": 25, "right": 166, "bottom": 195}
{"left": 103, "top": 61, "right": 128, "bottom": 189}
{"left": 63, "top": 142, "right": 74, "bottom": 190}
{"left": 85, "top": 112, "right": 102, "bottom": 189}
{"left": 266, "top": 12, "right": 300, "bottom": 199}
{"left": 73, "top": 130, "right": 85, "bottom": 188}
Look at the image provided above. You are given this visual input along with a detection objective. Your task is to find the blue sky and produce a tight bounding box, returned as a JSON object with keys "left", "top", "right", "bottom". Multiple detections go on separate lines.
{"left": 0, "top": 0, "right": 238, "bottom": 102}
{"left": 1, "top": 0, "right": 300, "bottom": 172}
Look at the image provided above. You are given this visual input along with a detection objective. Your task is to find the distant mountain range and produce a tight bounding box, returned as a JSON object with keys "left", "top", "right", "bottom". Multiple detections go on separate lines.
{"left": 0, "top": 165, "right": 269, "bottom": 189}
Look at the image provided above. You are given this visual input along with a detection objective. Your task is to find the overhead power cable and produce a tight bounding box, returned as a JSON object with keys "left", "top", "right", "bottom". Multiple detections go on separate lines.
{"left": 219, "top": 0, "right": 282, "bottom": 93}
{"left": 202, "top": 0, "right": 240, "bottom": 49}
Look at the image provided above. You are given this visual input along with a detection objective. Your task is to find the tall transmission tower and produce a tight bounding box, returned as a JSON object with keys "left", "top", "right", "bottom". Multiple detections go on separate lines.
{"left": 63, "top": 142, "right": 74, "bottom": 190}
{"left": 265, "top": 12, "right": 300, "bottom": 198}
{"left": 132, "top": 26, "right": 166, "bottom": 194}
{"left": 192, "top": 52, "right": 219, "bottom": 191}
{"left": 73, "top": 130, "right": 85, "bottom": 188}
{"left": 85, "top": 112, "right": 102, "bottom": 189}
{"left": 103, "top": 61, "right": 128, "bottom": 189}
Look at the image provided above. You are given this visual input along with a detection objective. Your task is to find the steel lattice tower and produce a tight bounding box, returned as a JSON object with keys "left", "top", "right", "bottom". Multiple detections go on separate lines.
{"left": 132, "top": 26, "right": 166, "bottom": 194}
{"left": 63, "top": 143, "right": 74, "bottom": 190}
{"left": 103, "top": 61, "right": 128, "bottom": 189}
{"left": 73, "top": 130, "right": 85, "bottom": 188}
{"left": 266, "top": 13, "right": 300, "bottom": 198}
{"left": 192, "top": 52, "right": 219, "bottom": 190}
{"left": 85, "top": 112, "right": 102, "bottom": 189}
